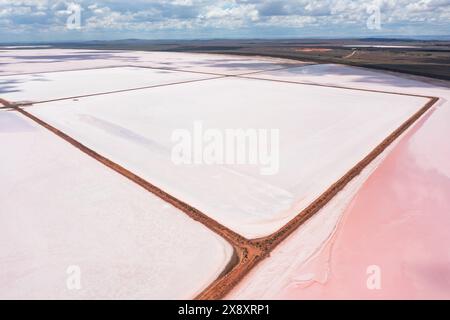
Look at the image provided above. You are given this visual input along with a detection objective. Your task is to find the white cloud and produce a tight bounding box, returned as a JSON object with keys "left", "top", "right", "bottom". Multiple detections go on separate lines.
{"left": 0, "top": 0, "right": 449, "bottom": 39}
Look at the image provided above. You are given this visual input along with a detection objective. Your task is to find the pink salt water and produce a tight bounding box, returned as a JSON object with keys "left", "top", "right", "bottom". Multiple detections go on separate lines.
{"left": 280, "top": 104, "right": 450, "bottom": 300}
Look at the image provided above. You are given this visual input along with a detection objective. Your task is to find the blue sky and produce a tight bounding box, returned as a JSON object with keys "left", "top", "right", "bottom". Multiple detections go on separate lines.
{"left": 0, "top": 0, "right": 449, "bottom": 42}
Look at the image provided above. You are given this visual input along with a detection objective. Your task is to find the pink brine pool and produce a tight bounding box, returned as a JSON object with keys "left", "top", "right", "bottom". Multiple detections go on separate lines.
{"left": 280, "top": 104, "right": 450, "bottom": 300}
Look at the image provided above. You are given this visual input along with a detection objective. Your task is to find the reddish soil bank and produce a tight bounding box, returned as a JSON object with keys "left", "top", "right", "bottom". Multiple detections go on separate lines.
{"left": 296, "top": 48, "right": 332, "bottom": 53}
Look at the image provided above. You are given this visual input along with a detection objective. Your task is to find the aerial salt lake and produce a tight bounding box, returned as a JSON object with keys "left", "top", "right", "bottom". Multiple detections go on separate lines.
{"left": 1, "top": 49, "right": 447, "bottom": 299}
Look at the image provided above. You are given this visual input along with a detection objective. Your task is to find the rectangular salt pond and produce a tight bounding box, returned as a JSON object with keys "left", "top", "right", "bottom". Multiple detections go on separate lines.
{"left": 0, "top": 110, "right": 233, "bottom": 299}
{"left": 25, "top": 76, "right": 430, "bottom": 239}
{"left": 0, "top": 49, "right": 300, "bottom": 77}
{"left": 0, "top": 66, "right": 217, "bottom": 103}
